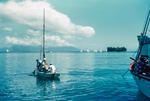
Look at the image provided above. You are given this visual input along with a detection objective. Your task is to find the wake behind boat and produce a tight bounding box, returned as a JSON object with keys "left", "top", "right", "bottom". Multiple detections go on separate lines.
{"left": 33, "top": 9, "right": 60, "bottom": 79}
{"left": 130, "top": 9, "right": 150, "bottom": 97}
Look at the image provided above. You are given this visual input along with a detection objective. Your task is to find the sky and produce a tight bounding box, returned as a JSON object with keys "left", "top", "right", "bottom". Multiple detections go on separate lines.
{"left": 0, "top": 0, "right": 150, "bottom": 50}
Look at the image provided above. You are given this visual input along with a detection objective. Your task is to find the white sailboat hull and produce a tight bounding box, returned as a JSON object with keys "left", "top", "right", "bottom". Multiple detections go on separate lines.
{"left": 37, "top": 71, "right": 60, "bottom": 78}
{"left": 34, "top": 69, "right": 60, "bottom": 79}
{"left": 131, "top": 71, "right": 150, "bottom": 98}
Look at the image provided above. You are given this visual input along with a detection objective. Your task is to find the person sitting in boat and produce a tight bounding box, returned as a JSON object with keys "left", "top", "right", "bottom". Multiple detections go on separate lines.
{"left": 49, "top": 64, "right": 56, "bottom": 73}
{"left": 39, "top": 60, "right": 42, "bottom": 64}
{"left": 130, "top": 61, "right": 136, "bottom": 71}
{"left": 36, "top": 59, "right": 40, "bottom": 70}
{"left": 38, "top": 60, "right": 42, "bottom": 71}
{"left": 36, "top": 59, "right": 39, "bottom": 67}
{"left": 36, "top": 59, "right": 42, "bottom": 71}
{"left": 136, "top": 56, "right": 145, "bottom": 74}
{"left": 42, "top": 58, "right": 49, "bottom": 72}
{"left": 36, "top": 59, "right": 42, "bottom": 67}
{"left": 44, "top": 64, "right": 49, "bottom": 71}
{"left": 142, "top": 55, "right": 150, "bottom": 74}
{"left": 43, "top": 58, "right": 47, "bottom": 63}
{"left": 135, "top": 55, "right": 150, "bottom": 74}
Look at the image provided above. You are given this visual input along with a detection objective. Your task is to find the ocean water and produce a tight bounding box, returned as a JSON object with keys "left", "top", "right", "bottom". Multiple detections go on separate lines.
{"left": 0, "top": 52, "right": 149, "bottom": 101}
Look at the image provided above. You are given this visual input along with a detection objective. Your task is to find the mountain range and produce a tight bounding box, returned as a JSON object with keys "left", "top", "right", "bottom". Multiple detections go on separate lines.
{"left": 0, "top": 45, "right": 80, "bottom": 53}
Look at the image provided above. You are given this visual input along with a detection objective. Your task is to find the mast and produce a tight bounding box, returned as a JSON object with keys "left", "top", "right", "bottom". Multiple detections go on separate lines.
{"left": 43, "top": 8, "right": 46, "bottom": 59}
{"left": 136, "top": 9, "right": 150, "bottom": 60}
{"left": 142, "top": 9, "right": 150, "bottom": 37}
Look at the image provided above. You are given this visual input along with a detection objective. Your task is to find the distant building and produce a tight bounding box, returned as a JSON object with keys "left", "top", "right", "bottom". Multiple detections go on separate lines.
{"left": 107, "top": 47, "right": 127, "bottom": 52}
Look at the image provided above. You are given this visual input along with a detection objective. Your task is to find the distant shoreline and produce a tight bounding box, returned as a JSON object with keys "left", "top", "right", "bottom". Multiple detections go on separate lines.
{"left": 0, "top": 51, "right": 136, "bottom": 54}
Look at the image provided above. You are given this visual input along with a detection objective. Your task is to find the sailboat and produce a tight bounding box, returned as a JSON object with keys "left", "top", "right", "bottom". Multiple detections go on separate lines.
{"left": 33, "top": 9, "right": 60, "bottom": 79}
{"left": 130, "top": 9, "right": 150, "bottom": 97}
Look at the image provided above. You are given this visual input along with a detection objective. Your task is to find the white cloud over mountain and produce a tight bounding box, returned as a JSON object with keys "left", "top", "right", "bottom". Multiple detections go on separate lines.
{"left": 3, "top": 27, "right": 13, "bottom": 32}
{"left": 46, "top": 35, "right": 73, "bottom": 46}
{"left": 6, "top": 36, "right": 40, "bottom": 46}
{"left": 0, "top": 0, "right": 95, "bottom": 46}
{"left": 26, "top": 29, "right": 41, "bottom": 36}
{"left": 6, "top": 35, "right": 73, "bottom": 46}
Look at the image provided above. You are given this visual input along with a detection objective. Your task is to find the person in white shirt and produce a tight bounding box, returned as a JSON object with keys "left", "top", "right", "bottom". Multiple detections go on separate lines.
{"left": 49, "top": 64, "right": 56, "bottom": 73}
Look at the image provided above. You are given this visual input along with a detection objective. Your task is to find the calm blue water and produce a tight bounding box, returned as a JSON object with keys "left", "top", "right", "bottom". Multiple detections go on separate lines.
{"left": 0, "top": 52, "right": 149, "bottom": 101}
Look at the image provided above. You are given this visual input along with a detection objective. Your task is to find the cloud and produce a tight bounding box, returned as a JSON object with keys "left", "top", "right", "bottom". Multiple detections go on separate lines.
{"left": 0, "top": 0, "right": 95, "bottom": 37}
{"left": 3, "top": 27, "right": 13, "bottom": 32}
{"left": 46, "top": 35, "right": 73, "bottom": 46}
{"left": 6, "top": 35, "right": 73, "bottom": 46}
{"left": 6, "top": 36, "right": 41, "bottom": 45}
{"left": 26, "top": 29, "right": 41, "bottom": 36}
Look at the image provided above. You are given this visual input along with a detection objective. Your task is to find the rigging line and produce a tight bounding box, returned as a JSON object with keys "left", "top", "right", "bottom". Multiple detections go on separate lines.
{"left": 142, "top": 14, "right": 150, "bottom": 44}
{"left": 122, "top": 69, "right": 129, "bottom": 77}
{"left": 144, "top": 14, "right": 150, "bottom": 37}
{"left": 142, "top": 9, "right": 150, "bottom": 36}
{"left": 141, "top": 12, "right": 150, "bottom": 46}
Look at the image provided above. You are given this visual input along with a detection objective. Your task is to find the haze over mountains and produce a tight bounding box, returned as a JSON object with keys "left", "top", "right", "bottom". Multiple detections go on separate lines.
{"left": 0, "top": 45, "right": 80, "bottom": 53}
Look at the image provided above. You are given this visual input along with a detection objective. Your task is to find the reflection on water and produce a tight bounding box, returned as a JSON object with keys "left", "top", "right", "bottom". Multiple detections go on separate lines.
{"left": 36, "top": 77, "right": 60, "bottom": 97}
{"left": 36, "top": 77, "right": 60, "bottom": 89}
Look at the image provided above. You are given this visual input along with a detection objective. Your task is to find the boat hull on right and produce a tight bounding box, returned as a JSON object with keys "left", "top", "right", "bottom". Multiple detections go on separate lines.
{"left": 131, "top": 71, "right": 150, "bottom": 98}
{"left": 129, "top": 9, "right": 150, "bottom": 98}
